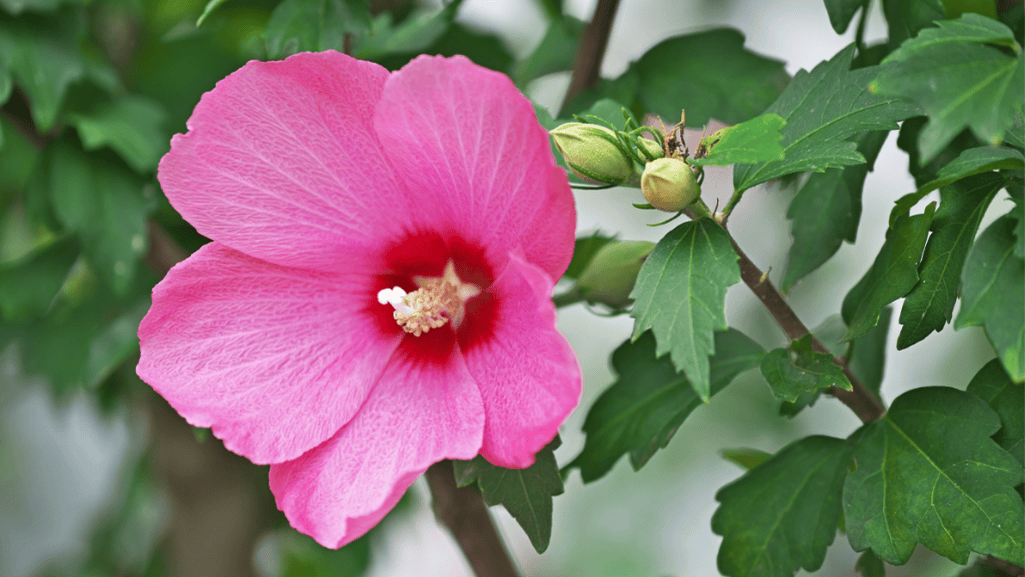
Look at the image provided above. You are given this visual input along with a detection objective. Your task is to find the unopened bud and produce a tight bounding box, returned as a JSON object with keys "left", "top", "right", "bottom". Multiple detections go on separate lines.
{"left": 641, "top": 158, "right": 700, "bottom": 212}
{"left": 637, "top": 137, "right": 664, "bottom": 161}
{"left": 575, "top": 241, "right": 655, "bottom": 308}
{"left": 550, "top": 123, "right": 635, "bottom": 185}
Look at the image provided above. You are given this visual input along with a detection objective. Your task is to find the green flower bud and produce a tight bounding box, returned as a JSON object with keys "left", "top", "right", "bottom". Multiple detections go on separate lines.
{"left": 637, "top": 137, "right": 664, "bottom": 161}
{"left": 550, "top": 123, "right": 635, "bottom": 185}
{"left": 574, "top": 240, "right": 655, "bottom": 308}
{"left": 641, "top": 158, "right": 700, "bottom": 212}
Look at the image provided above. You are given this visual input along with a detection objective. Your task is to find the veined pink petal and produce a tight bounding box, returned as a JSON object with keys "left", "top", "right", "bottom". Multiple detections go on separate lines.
{"left": 460, "top": 252, "right": 582, "bottom": 469}
{"left": 137, "top": 242, "right": 402, "bottom": 465}
{"left": 158, "top": 51, "right": 412, "bottom": 273}
{"left": 373, "top": 55, "right": 576, "bottom": 281}
{"left": 268, "top": 339, "right": 484, "bottom": 548}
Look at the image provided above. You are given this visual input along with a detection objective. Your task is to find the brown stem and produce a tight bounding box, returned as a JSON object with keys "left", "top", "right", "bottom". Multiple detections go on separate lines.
{"left": 425, "top": 461, "right": 520, "bottom": 577}
{"left": 728, "top": 236, "right": 886, "bottom": 423}
{"left": 562, "top": 0, "right": 620, "bottom": 106}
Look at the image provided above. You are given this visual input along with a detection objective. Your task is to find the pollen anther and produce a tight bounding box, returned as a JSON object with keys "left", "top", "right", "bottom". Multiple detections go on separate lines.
{"left": 378, "top": 260, "right": 481, "bottom": 336}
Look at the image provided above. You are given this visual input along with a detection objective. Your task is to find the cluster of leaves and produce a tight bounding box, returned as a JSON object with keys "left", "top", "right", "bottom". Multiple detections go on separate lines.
{"left": 551, "top": 3, "right": 1024, "bottom": 577}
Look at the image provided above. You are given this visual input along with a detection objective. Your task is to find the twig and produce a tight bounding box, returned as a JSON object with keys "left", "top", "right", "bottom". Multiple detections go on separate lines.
{"left": 562, "top": 0, "right": 621, "bottom": 106}
{"left": 727, "top": 236, "right": 886, "bottom": 423}
{"left": 425, "top": 461, "right": 520, "bottom": 577}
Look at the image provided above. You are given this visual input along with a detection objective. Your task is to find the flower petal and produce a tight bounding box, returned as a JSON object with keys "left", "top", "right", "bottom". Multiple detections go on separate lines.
{"left": 460, "top": 252, "right": 582, "bottom": 469}
{"left": 268, "top": 340, "right": 484, "bottom": 548}
{"left": 158, "top": 51, "right": 411, "bottom": 272}
{"left": 373, "top": 55, "right": 576, "bottom": 281}
{"left": 137, "top": 242, "right": 402, "bottom": 464}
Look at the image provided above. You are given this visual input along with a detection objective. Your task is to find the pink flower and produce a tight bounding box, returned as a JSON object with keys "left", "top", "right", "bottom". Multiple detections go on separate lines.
{"left": 137, "top": 52, "right": 580, "bottom": 548}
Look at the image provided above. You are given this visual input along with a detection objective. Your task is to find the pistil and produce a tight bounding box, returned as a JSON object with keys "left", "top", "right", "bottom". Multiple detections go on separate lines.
{"left": 377, "top": 261, "right": 481, "bottom": 336}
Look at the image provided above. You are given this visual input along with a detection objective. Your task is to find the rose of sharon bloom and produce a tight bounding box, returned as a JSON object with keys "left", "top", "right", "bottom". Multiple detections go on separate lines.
{"left": 137, "top": 51, "right": 581, "bottom": 548}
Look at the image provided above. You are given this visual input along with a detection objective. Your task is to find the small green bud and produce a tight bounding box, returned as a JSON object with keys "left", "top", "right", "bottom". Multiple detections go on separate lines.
{"left": 641, "top": 158, "right": 700, "bottom": 212}
{"left": 550, "top": 123, "right": 635, "bottom": 184}
{"left": 637, "top": 137, "right": 664, "bottom": 161}
{"left": 574, "top": 240, "right": 655, "bottom": 308}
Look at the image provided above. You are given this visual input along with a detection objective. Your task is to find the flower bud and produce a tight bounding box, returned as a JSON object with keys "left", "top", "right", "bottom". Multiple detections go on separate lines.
{"left": 637, "top": 137, "right": 664, "bottom": 160}
{"left": 641, "top": 158, "right": 700, "bottom": 212}
{"left": 574, "top": 240, "right": 655, "bottom": 308}
{"left": 550, "top": 123, "right": 635, "bottom": 185}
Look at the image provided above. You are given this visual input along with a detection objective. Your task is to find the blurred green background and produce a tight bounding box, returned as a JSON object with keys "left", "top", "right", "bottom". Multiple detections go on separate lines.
{"left": 0, "top": 0, "right": 1008, "bottom": 575}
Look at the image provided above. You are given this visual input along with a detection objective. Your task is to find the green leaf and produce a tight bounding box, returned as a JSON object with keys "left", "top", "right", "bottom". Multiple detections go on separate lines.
{"left": 452, "top": 438, "right": 563, "bottom": 553}
{"left": 843, "top": 387, "right": 1024, "bottom": 565}
{"left": 760, "top": 334, "right": 852, "bottom": 403}
{"left": 0, "top": 18, "right": 86, "bottom": 131}
{"left": 631, "top": 29, "right": 790, "bottom": 128}
{"left": 721, "top": 448, "right": 773, "bottom": 470}
{"left": 881, "top": 0, "right": 947, "bottom": 49}
{"left": 782, "top": 130, "right": 888, "bottom": 291}
{"left": 967, "top": 359, "right": 1024, "bottom": 468}
{"left": 955, "top": 214, "right": 1025, "bottom": 382}
{"left": 567, "top": 328, "right": 764, "bottom": 483}
{"left": 689, "top": 113, "right": 785, "bottom": 166}
{"left": 0, "top": 237, "right": 77, "bottom": 322}
{"left": 425, "top": 23, "right": 513, "bottom": 73}
{"left": 841, "top": 203, "right": 936, "bottom": 342}
{"left": 629, "top": 218, "right": 742, "bottom": 401}
{"left": 897, "top": 173, "right": 1002, "bottom": 348}
{"left": 855, "top": 550, "right": 886, "bottom": 577}
{"left": 712, "top": 435, "right": 855, "bottom": 577}
{"left": 890, "top": 147, "right": 1023, "bottom": 224}
{"left": 196, "top": 0, "right": 229, "bottom": 26}
{"left": 263, "top": 0, "right": 373, "bottom": 59}
{"left": 871, "top": 13, "right": 1024, "bottom": 161}
{"left": 781, "top": 309, "right": 891, "bottom": 417}
{"left": 734, "top": 45, "right": 920, "bottom": 193}
{"left": 34, "top": 143, "right": 155, "bottom": 295}
{"left": 20, "top": 300, "right": 102, "bottom": 396}
{"left": 514, "top": 16, "right": 584, "bottom": 84}
{"left": 824, "top": 0, "right": 871, "bottom": 34}
{"left": 354, "top": 2, "right": 459, "bottom": 61}
{"left": 82, "top": 297, "right": 148, "bottom": 389}
{"left": 68, "top": 96, "right": 169, "bottom": 173}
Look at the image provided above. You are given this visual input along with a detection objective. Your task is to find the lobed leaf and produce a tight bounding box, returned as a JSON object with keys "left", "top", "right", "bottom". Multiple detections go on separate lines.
{"left": 966, "top": 359, "right": 1024, "bottom": 468}
{"left": 689, "top": 113, "right": 785, "bottom": 167}
{"left": 760, "top": 334, "right": 852, "bottom": 403}
{"left": 841, "top": 203, "right": 935, "bottom": 342}
{"left": 713, "top": 435, "right": 856, "bottom": 577}
{"left": 781, "top": 308, "right": 890, "bottom": 417}
{"left": 629, "top": 218, "right": 742, "bottom": 400}
{"left": 631, "top": 29, "right": 789, "bottom": 127}
{"left": 567, "top": 329, "right": 764, "bottom": 483}
{"left": 843, "top": 387, "right": 1025, "bottom": 566}
{"left": 263, "top": 0, "right": 373, "bottom": 59}
{"left": 890, "top": 146, "right": 1024, "bottom": 225}
{"left": 734, "top": 44, "right": 920, "bottom": 193}
{"left": 955, "top": 214, "right": 1025, "bottom": 382}
{"left": 68, "top": 95, "right": 169, "bottom": 173}
{"left": 453, "top": 438, "right": 563, "bottom": 553}
{"left": 783, "top": 130, "right": 888, "bottom": 291}
{"left": 871, "top": 13, "right": 1024, "bottom": 161}
{"left": 897, "top": 173, "right": 1002, "bottom": 349}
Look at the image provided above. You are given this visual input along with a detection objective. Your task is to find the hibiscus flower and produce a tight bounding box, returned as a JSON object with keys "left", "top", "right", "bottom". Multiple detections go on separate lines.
{"left": 137, "top": 51, "right": 581, "bottom": 548}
